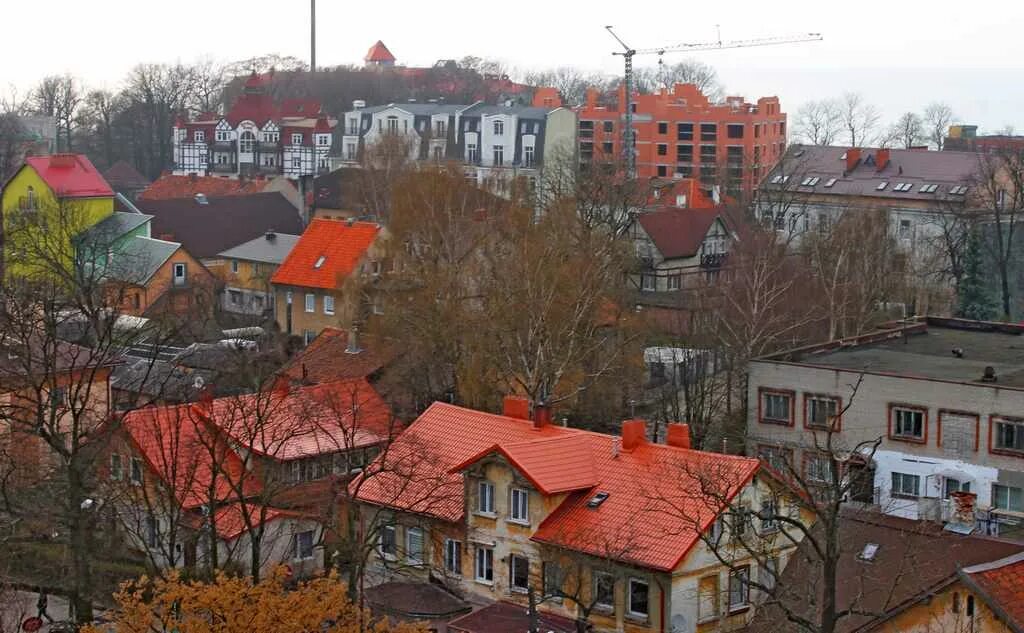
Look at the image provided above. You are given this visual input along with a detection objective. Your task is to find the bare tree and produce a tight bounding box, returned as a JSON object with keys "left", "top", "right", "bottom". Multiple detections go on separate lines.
{"left": 635, "top": 59, "right": 723, "bottom": 99}
{"left": 883, "top": 111, "right": 926, "bottom": 149}
{"left": 839, "top": 92, "right": 880, "bottom": 147}
{"left": 793, "top": 99, "right": 843, "bottom": 146}
{"left": 520, "top": 67, "right": 602, "bottom": 107}
{"left": 923, "top": 102, "right": 955, "bottom": 150}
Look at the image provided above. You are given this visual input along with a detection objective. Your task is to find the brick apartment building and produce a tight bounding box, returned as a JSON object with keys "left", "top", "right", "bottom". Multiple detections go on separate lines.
{"left": 576, "top": 83, "right": 786, "bottom": 199}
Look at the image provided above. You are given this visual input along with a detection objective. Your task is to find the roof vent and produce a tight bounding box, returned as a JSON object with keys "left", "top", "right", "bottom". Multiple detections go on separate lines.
{"left": 265, "top": 229, "right": 277, "bottom": 242}
{"left": 952, "top": 347, "right": 964, "bottom": 358}
{"left": 587, "top": 492, "right": 610, "bottom": 509}
{"left": 195, "top": 193, "right": 209, "bottom": 205}
{"left": 314, "top": 255, "right": 327, "bottom": 269}
{"left": 858, "top": 543, "right": 880, "bottom": 562}
{"left": 981, "top": 366, "right": 998, "bottom": 382}
{"left": 345, "top": 327, "right": 362, "bottom": 355}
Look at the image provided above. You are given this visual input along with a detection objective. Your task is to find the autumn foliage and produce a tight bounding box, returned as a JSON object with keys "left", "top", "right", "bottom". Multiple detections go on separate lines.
{"left": 86, "top": 567, "right": 424, "bottom": 633}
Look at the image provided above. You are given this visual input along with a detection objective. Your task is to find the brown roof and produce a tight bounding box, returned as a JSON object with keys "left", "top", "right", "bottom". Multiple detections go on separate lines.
{"left": 364, "top": 582, "right": 470, "bottom": 620}
{"left": 746, "top": 511, "right": 1024, "bottom": 633}
{"left": 637, "top": 207, "right": 725, "bottom": 259}
{"left": 140, "top": 174, "right": 267, "bottom": 200}
{"left": 448, "top": 601, "right": 576, "bottom": 633}
{"left": 134, "top": 192, "right": 303, "bottom": 259}
{"left": 102, "top": 160, "right": 150, "bottom": 190}
{"left": 278, "top": 327, "right": 398, "bottom": 384}
{"left": 312, "top": 167, "right": 366, "bottom": 213}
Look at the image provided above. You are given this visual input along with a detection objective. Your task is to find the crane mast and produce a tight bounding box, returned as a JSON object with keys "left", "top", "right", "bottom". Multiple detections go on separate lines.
{"left": 604, "top": 26, "right": 822, "bottom": 177}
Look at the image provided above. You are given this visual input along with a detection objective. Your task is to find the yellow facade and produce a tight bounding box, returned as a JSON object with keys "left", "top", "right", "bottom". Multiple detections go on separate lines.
{"left": 872, "top": 581, "right": 1014, "bottom": 633}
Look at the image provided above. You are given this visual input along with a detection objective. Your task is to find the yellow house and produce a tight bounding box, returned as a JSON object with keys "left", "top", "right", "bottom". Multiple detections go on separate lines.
{"left": 203, "top": 230, "right": 300, "bottom": 317}
{"left": 1, "top": 154, "right": 114, "bottom": 278}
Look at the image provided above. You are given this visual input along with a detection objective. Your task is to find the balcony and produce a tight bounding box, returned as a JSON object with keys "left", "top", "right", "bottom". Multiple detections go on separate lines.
{"left": 258, "top": 141, "right": 280, "bottom": 152}
{"left": 700, "top": 252, "right": 728, "bottom": 269}
{"left": 210, "top": 162, "right": 237, "bottom": 174}
{"left": 211, "top": 140, "right": 234, "bottom": 151}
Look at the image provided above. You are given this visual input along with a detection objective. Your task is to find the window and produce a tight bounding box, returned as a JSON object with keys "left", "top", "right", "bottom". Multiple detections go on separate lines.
{"left": 950, "top": 185, "right": 969, "bottom": 195}
{"left": 758, "top": 444, "right": 793, "bottom": 474}
{"left": 346, "top": 143, "right": 357, "bottom": 160}
{"left": 698, "top": 575, "right": 719, "bottom": 622}
{"left": 628, "top": 578, "right": 649, "bottom": 618}
{"left": 316, "top": 134, "right": 330, "bottom": 146}
{"left": 406, "top": 527, "right": 424, "bottom": 564}
{"left": 510, "top": 554, "right": 529, "bottom": 592}
{"left": 323, "top": 295, "right": 335, "bottom": 315}
{"left": 467, "top": 143, "right": 479, "bottom": 163}
{"left": 379, "top": 525, "right": 396, "bottom": 558}
{"left": 760, "top": 557, "right": 778, "bottom": 592}
{"left": 304, "top": 293, "right": 315, "bottom": 313}
{"left": 676, "top": 144, "right": 694, "bottom": 162}
{"left": 760, "top": 499, "right": 779, "bottom": 533}
{"left": 891, "top": 472, "right": 921, "bottom": 498}
{"left": 824, "top": 178, "right": 838, "bottom": 187}
{"left": 967, "top": 595, "right": 975, "bottom": 617}
{"left": 806, "top": 395, "right": 839, "bottom": 429}
{"left": 899, "top": 219, "right": 912, "bottom": 239}
{"left": 172, "top": 263, "right": 187, "bottom": 286}
{"left": 593, "top": 572, "right": 615, "bottom": 610}
{"left": 804, "top": 453, "right": 834, "bottom": 484}
{"left": 386, "top": 117, "right": 399, "bottom": 133}
{"left": 543, "top": 561, "right": 561, "bottom": 599}
{"left": 657, "top": 165, "right": 667, "bottom": 177}
{"left": 920, "top": 183, "right": 938, "bottom": 193}
{"left": 876, "top": 182, "right": 888, "bottom": 190}
{"left": 434, "top": 120, "right": 446, "bottom": 136}
{"left": 657, "top": 143, "right": 667, "bottom": 156}
{"left": 493, "top": 145, "right": 504, "bottom": 166}
{"left": 893, "top": 182, "right": 913, "bottom": 192}
{"left": 601, "top": 141, "right": 613, "bottom": 155}
{"left": 292, "top": 156, "right": 301, "bottom": 169}
{"left": 492, "top": 119, "right": 504, "bottom": 136}
{"left": 700, "top": 145, "right": 717, "bottom": 162}
{"left": 348, "top": 118, "right": 359, "bottom": 135}
{"left": 145, "top": 516, "right": 158, "bottom": 548}
{"left": 727, "top": 124, "right": 744, "bottom": 139}
{"left": 667, "top": 275, "right": 681, "bottom": 291}
{"left": 194, "top": 130, "right": 205, "bottom": 142}
{"left": 475, "top": 547, "right": 494, "bottom": 583}
{"left": 993, "top": 416, "right": 1024, "bottom": 454}
{"left": 801, "top": 176, "right": 821, "bottom": 186}
{"left": 640, "top": 274, "right": 656, "bottom": 292}
{"left": 891, "top": 405, "right": 926, "bottom": 442}
{"left": 228, "top": 289, "right": 242, "bottom": 305}
{"left": 238, "top": 131, "right": 254, "bottom": 153}
{"left": 289, "top": 133, "right": 304, "bottom": 145}
{"left": 262, "top": 154, "right": 276, "bottom": 167}
{"left": 478, "top": 481, "right": 495, "bottom": 514}
{"left": 760, "top": 389, "right": 793, "bottom": 425}
{"left": 993, "top": 484, "right": 1024, "bottom": 512}
{"left": 677, "top": 122, "right": 694, "bottom": 141}
{"left": 230, "top": 259, "right": 239, "bottom": 274}
{"left": 604, "top": 121, "right": 615, "bottom": 133}
{"left": 303, "top": 330, "right": 316, "bottom": 345}
{"left": 524, "top": 145, "right": 535, "bottom": 167}
{"left": 110, "top": 454, "right": 123, "bottom": 481}
{"left": 130, "top": 457, "right": 144, "bottom": 485}
{"left": 700, "top": 123, "right": 717, "bottom": 141}
{"left": 216, "top": 130, "right": 229, "bottom": 142}
{"left": 656, "top": 121, "right": 667, "bottom": 135}
{"left": 728, "top": 567, "right": 750, "bottom": 611}
{"left": 444, "top": 539, "right": 462, "bottom": 575}
{"left": 510, "top": 488, "right": 529, "bottom": 523}
{"left": 944, "top": 477, "right": 971, "bottom": 498}
{"left": 294, "top": 530, "right": 315, "bottom": 560}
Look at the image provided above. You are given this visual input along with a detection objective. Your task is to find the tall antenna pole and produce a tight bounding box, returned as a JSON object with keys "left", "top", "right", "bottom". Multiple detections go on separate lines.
{"left": 310, "top": 0, "right": 317, "bottom": 73}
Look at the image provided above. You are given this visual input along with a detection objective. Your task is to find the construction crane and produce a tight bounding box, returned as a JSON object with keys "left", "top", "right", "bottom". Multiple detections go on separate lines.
{"left": 604, "top": 26, "right": 823, "bottom": 176}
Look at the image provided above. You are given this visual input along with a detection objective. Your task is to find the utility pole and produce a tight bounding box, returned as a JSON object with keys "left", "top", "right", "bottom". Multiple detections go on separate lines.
{"left": 310, "top": 0, "right": 317, "bottom": 73}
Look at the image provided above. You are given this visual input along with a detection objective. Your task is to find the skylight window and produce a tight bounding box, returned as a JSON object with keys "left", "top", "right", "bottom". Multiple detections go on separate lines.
{"left": 858, "top": 543, "right": 880, "bottom": 562}
{"left": 893, "top": 183, "right": 913, "bottom": 192}
{"left": 801, "top": 177, "right": 821, "bottom": 186}
{"left": 876, "top": 182, "right": 889, "bottom": 191}
{"left": 950, "top": 185, "right": 969, "bottom": 195}
{"left": 919, "top": 184, "right": 938, "bottom": 193}
{"left": 587, "top": 492, "right": 610, "bottom": 508}
{"left": 824, "top": 178, "right": 838, "bottom": 188}
{"left": 770, "top": 175, "right": 784, "bottom": 184}
{"left": 313, "top": 255, "right": 327, "bottom": 269}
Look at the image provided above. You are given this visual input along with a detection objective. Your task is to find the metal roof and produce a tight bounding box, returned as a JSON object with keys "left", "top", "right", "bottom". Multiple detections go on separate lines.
{"left": 217, "top": 232, "right": 300, "bottom": 264}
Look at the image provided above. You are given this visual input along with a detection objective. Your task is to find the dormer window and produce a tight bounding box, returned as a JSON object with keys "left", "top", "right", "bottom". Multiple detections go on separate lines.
{"left": 314, "top": 255, "right": 327, "bottom": 269}
{"left": 194, "top": 130, "right": 205, "bottom": 142}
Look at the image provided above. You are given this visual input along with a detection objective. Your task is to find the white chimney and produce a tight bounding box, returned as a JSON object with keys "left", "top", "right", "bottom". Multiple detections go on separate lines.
{"left": 352, "top": 100, "right": 366, "bottom": 110}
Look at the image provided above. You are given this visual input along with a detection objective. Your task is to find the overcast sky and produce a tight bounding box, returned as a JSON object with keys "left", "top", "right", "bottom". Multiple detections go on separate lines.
{"left": 5, "top": 0, "right": 1024, "bottom": 132}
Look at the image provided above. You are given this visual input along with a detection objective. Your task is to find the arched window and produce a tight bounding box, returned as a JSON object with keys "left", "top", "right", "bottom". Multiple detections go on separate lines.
{"left": 239, "top": 131, "right": 256, "bottom": 153}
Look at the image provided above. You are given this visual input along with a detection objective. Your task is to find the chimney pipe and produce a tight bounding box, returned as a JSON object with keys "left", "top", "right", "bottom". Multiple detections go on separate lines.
{"left": 532, "top": 401, "right": 552, "bottom": 429}
{"left": 875, "top": 148, "right": 890, "bottom": 172}
{"left": 345, "top": 327, "right": 361, "bottom": 354}
{"left": 845, "top": 148, "right": 861, "bottom": 173}
{"left": 666, "top": 423, "right": 691, "bottom": 449}
{"left": 621, "top": 419, "right": 646, "bottom": 451}
{"left": 949, "top": 490, "right": 977, "bottom": 529}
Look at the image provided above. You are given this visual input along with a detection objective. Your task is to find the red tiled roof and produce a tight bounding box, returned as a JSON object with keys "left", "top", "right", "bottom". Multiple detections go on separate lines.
{"left": 122, "top": 403, "right": 261, "bottom": 509}
{"left": 210, "top": 502, "right": 300, "bottom": 541}
{"left": 355, "top": 402, "right": 758, "bottom": 571}
{"left": 199, "top": 379, "right": 393, "bottom": 461}
{"left": 637, "top": 207, "right": 726, "bottom": 259}
{"left": 364, "top": 40, "right": 396, "bottom": 63}
{"left": 451, "top": 435, "right": 597, "bottom": 494}
{"left": 281, "top": 99, "right": 323, "bottom": 118}
{"left": 24, "top": 154, "right": 113, "bottom": 198}
{"left": 270, "top": 219, "right": 380, "bottom": 290}
{"left": 962, "top": 552, "right": 1024, "bottom": 630}
{"left": 139, "top": 175, "right": 267, "bottom": 201}
{"left": 278, "top": 327, "right": 398, "bottom": 384}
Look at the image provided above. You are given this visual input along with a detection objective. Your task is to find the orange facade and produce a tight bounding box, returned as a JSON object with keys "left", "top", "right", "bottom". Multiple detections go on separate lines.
{"left": 576, "top": 83, "right": 787, "bottom": 199}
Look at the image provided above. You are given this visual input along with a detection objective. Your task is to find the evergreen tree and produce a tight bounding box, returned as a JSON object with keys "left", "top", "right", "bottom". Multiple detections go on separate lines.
{"left": 957, "top": 229, "right": 999, "bottom": 321}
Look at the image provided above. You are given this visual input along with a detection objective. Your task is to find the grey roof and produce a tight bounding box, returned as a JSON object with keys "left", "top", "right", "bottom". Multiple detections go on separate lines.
{"left": 351, "top": 102, "right": 557, "bottom": 119}
{"left": 110, "top": 356, "right": 214, "bottom": 401}
{"left": 84, "top": 211, "right": 152, "bottom": 244}
{"left": 106, "top": 236, "right": 179, "bottom": 285}
{"left": 354, "top": 103, "right": 469, "bottom": 116}
{"left": 768, "top": 320, "right": 1024, "bottom": 388}
{"left": 462, "top": 103, "right": 556, "bottom": 118}
{"left": 217, "top": 232, "right": 300, "bottom": 264}
{"left": 763, "top": 144, "right": 983, "bottom": 203}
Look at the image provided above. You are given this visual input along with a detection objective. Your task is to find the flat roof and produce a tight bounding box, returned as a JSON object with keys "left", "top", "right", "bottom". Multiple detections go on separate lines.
{"left": 763, "top": 319, "right": 1024, "bottom": 388}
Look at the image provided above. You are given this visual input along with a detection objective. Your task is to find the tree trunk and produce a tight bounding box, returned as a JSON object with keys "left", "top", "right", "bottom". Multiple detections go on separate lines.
{"left": 67, "top": 467, "right": 94, "bottom": 624}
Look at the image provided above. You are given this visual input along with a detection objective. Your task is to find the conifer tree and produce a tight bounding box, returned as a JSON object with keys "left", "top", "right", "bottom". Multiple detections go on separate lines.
{"left": 956, "top": 229, "right": 998, "bottom": 321}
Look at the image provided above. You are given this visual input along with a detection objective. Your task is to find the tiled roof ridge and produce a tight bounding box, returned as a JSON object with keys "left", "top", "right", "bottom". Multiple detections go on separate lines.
{"left": 962, "top": 550, "right": 1024, "bottom": 573}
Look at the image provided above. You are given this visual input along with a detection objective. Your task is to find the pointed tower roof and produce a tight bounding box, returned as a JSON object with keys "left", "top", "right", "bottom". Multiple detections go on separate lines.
{"left": 364, "top": 40, "right": 396, "bottom": 63}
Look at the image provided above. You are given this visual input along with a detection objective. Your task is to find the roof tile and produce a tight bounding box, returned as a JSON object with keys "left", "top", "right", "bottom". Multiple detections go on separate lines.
{"left": 25, "top": 154, "right": 113, "bottom": 198}
{"left": 270, "top": 219, "right": 380, "bottom": 289}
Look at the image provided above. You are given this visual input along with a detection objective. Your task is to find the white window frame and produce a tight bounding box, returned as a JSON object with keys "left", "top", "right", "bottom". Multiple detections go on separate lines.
{"left": 494, "top": 119, "right": 504, "bottom": 135}
{"left": 291, "top": 156, "right": 301, "bottom": 169}
{"left": 405, "top": 527, "right": 424, "bottom": 565}
{"left": 640, "top": 274, "right": 656, "bottom": 292}
{"left": 993, "top": 483, "right": 1024, "bottom": 512}
{"left": 593, "top": 571, "right": 615, "bottom": 611}
{"left": 304, "top": 293, "right": 315, "bottom": 313}
{"left": 667, "top": 274, "right": 681, "bottom": 291}
{"left": 323, "top": 295, "right": 335, "bottom": 315}
{"left": 509, "top": 553, "right": 530, "bottom": 592}
{"left": 477, "top": 480, "right": 495, "bottom": 515}
{"left": 993, "top": 416, "right": 1024, "bottom": 454}
{"left": 172, "top": 263, "right": 187, "bottom": 284}
{"left": 230, "top": 259, "right": 239, "bottom": 274}
{"left": 893, "top": 406, "right": 925, "bottom": 440}
{"left": 728, "top": 567, "right": 750, "bottom": 612}
{"left": 493, "top": 145, "right": 504, "bottom": 167}
{"left": 291, "top": 133, "right": 304, "bottom": 145}
{"left": 194, "top": 130, "right": 205, "bottom": 142}
{"left": 524, "top": 145, "right": 535, "bottom": 167}
{"left": 891, "top": 472, "right": 921, "bottom": 498}
{"left": 444, "top": 538, "right": 462, "bottom": 575}
{"left": 294, "top": 530, "right": 315, "bottom": 560}
{"left": 627, "top": 578, "right": 649, "bottom": 618}
{"left": 474, "top": 546, "right": 494, "bottom": 584}
{"left": 509, "top": 487, "right": 529, "bottom": 524}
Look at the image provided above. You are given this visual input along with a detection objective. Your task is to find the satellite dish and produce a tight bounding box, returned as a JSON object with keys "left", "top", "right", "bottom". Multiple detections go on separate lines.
{"left": 670, "top": 614, "right": 688, "bottom": 632}
{"left": 193, "top": 375, "right": 206, "bottom": 389}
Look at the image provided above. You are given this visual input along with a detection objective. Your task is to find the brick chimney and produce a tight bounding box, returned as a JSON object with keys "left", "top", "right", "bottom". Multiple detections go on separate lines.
{"left": 533, "top": 401, "right": 552, "bottom": 429}
{"left": 272, "top": 374, "right": 291, "bottom": 396}
{"left": 949, "top": 490, "right": 978, "bottom": 527}
{"left": 875, "top": 148, "right": 890, "bottom": 171}
{"left": 502, "top": 395, "right": 530, "bottom": 420}
{"left": 666, "top": 423, "right": 691, "bottom": 449}
{"left": 845, "top": 148, "right": 861, "bottom": 172}
{"left": 621, "top": 419, "right": 647, "bottom": 451}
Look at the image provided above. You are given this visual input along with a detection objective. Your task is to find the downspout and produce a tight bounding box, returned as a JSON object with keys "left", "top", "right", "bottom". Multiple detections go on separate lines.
{"left": 659, "top": 575, "right": 667, "bottom": 633}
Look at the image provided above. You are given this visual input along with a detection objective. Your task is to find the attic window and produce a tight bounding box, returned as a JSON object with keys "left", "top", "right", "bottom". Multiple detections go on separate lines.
{"left": 876, "top": 182, "right": 888, "bottom": 191}
{"left": 858, "top": 543, "right": 880, "bottom": 562}
{"left": 800, "top": 177, "right": 820, "bottom": 186}
{"left": 893, "top": 183, "right": 913, "bottom": 192}
{"left": 950, "top": 185, "right": 969, "bottom": 195}
{"left": 587, "top": 491, "right": 610, "bottom": 508}
{"left": 824, "top": 178, "right": 838, "bottom": 188}
{"left": 919, "top": 184, "right": 939, "bottom": 193}
{"left": 314, "top": 255, "right": 327, "bottom": 269}
{"left": 770, "top": 175, "right": 784, "bottom": 184}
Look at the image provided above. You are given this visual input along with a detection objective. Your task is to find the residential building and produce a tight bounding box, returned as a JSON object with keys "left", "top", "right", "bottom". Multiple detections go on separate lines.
{"left": 945, "top": 124, "right": 1024, "bottom": 154}
{"left": 746, "top": 510, "right": 1024, "bottom": 633}
{"left": 205, "top": 230, "right": 300, "bottom": 317}
{"left": 364, "top": 40, "right": 396, "bottom": 68}
{"left": 172, "top": 72, "right": 336, "bottom": 179}
{"left": 270, "top": 219, "right": 385, "bottom": 345}
{"left": 355, "top": 398, "right": 804, "bottom": 632}
{"left": 338, "top": 100, "right": 577, "bottom": 191}
{"left": 132, "top": 192, "right": 304, "bottom": 260}
{"left": 276, "top": 326, "right": 397, "bottom": 386}
{"left": 309, "top": 167, "right": 367, "bottom": 221}
{"left": 139, "top": 173, "right": 302, "bottom": 212}
{"left": 102, "top": 161, "right": 151, "bottom": 200}
{"left": 576, "top": 83, "right": 786, "bottom": 198}
{"left": 747, "top": 317, "right": 1024, "bottom": 537}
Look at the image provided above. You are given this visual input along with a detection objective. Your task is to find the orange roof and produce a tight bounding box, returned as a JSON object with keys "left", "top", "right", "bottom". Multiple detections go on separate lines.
{"left": 365, "top": 40, "right": 396, "bottom": 63}
{"left": 23, "top": 154, "right": 113, "bottom": 198}
{"left": 277, "top": 327, "right": 399, "bottom": 384}
{"left": 355, "top": 402, "right": 758, "bottom": 571}
{"left": 270, "top": 219, "right": 380, "bottom": 290}
{"left": 961, "top": 552, "right": 1024, "bottom": 630}
{"left": 123, "top": 403, "right": 261, "bottom": 509}
{"left": 139, "top": 175, "right": 267, "bottom": 200}
{"left": 198, "top": 379, "right": 393, "bottom": 461}
{"left": 210, "top": 502, "right": 302, "bottom": 541}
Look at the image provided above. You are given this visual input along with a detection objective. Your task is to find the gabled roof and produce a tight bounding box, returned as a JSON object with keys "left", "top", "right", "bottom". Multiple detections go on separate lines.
{"left": 209, "top": 502, "right": 302, "bottom": 541}
{"left": 277, "top": 327, "right": 399, "bottom": 385}
{"left": 354, "top": 402, "right": 758, "bottom": 571}
{"left": 135, "top": 192, "right": 303, "bottom": 259}
{"left": 80, "top": 211, "right": 152, "bottom": 246}
{"left": 102, "top": 160, "right": 150, "bottom": 191}
{"left": 198, "top": 379, "right": 393, "bottom": 461}
{"left": 23, "top": 154, "right": 113, "bottom": 198}
{"left": 961, "top": 552, "right": 1024, "bottom": 632}
{"left": 637, "top": 207, "right": 726, "bottom": 259}
{"left": 451, "top": 435, "right": 597, "bottom": 495}
{"left": 217, "top": 231, "right": 300, "bottom": 265}
{"left": 139, "top": 175, "right": 267, "bottom": 201}
{"left": 270, "top": 219, "right": 380, "bottom": 289}
{"left": 122, "top": 403, "right": 261, "bottom": 509}
{"left": 104, "top": 236, "right": 181, "bottom": 286}
{"left": 365, "top": 40, "right": 396, "bottom": 63}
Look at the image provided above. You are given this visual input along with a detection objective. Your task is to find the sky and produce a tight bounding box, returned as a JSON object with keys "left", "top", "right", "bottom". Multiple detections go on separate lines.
{"left": 4, "top": 0, "right": 1024, "bottom": 132}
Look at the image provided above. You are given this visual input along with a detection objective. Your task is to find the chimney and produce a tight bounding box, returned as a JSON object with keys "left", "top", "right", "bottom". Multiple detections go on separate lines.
{"left": 532, "top": 401, "right": 552, "bottom": 429}
{"left": 353, "top": 99, "right": 366, "bottom": 110}
{"left": 198, "top": 384, "right": 215, "bottom": 409}
{"left": 666, "top": 423, "right": 691, "bottom": 449}
{"left": 845, "top": 148, "right": 861, "bottom": 172}
{"left": 621, "top": 419, "right": 646, "bottom": 451}
{"left": 611, "top": 436, "right": 622, "bottom": 459}
{"left": 502, "top": 395, "right": 530, "bottom": 420}
{"left": 345, "top": 327, "right": 361, "bottom": 354}
{"left": 875, "top": 148, "right": 890, "bottom": 171}
{"left": 949, "top": 490, "right": 978, "bottom": 529}
{"left": 272, "top": 374, "right": 291, "bottom": 397}
{"left": 265, "top": 229, "right": 277, "bottom": 242}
